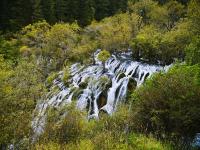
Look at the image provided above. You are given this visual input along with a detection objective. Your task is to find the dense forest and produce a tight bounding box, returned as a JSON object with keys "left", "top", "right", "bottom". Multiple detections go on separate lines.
{"left": 0, "top": 0, "right": 200, "bottom": 149}
{"left": 0, "top": 0, "right": 128, "bottom": 31}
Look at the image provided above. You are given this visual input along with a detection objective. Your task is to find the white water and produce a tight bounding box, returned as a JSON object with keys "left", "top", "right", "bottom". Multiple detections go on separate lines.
{"left": 32, "top": 49, "right": 171, "bottom": 139}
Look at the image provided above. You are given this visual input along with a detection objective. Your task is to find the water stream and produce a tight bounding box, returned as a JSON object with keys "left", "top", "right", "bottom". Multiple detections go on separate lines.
{"left": 32, "top": 49, "right": 171, "bottom": 139}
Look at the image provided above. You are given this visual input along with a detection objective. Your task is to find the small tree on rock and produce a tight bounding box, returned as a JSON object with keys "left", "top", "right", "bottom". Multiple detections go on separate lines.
{"left": 98, "top": 49, "right": 111, "bottom": 72}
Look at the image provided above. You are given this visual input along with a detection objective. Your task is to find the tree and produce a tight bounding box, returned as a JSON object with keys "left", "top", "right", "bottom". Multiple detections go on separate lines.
{"left": 160, "top": 20, "right": 191, "bottom": 64}
{"left": 128, "top": 0, "right": 158, "bottom": 25}
{"left": 164, "top": 1, "right": 185, "bottom": 30}
{"left": 41, "top": 0, "right": 56, "bottom": 24}
{"left": 97, "top": 50, "right": 110, "bottom": 71}
{"left": 8, "top": 0, "right": 33, "bottom": 30}
{"left": 32, "top": 0, "right": 43, "bottom": 22}
{"left": 0, "top": 0, "right": 9, "bottom": 31}
{"left": 94, "top": 0, "right": 110, "bottom": 20}
{"left": 131, "top": 25, "right": 161, "bottom": 63}
{"left": 55, "top": 0, "right": 67, "bottom": 22}
{"left": 188, "top": 0, "right": 200, "bottom": 34}
{"left": 185, "top": 36, "right": 200, "bottom": 65}
{"left": 109, "top": 0, "right": 128, "bottom": 15}
{"left": 78, "top": 0, "right": 95, "bottom": 26}
{"left": 20, "top": 21, "right": 50, "bottom": 60}
{"left": 43, "top": 23, "right": 80, "bottom": 72}
{"left": 97, "top": 13, "right": 133, "bottom": 51}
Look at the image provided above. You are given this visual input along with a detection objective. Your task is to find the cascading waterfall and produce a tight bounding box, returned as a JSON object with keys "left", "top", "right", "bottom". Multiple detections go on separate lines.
{"left": 32, "top": 49, "right": 171, "bottom": 140}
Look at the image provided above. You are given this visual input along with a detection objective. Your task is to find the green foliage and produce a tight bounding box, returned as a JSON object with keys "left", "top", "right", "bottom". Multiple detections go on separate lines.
{"left": 128, "top": 0, "right": 185, "bottom": 30}
{"left": 40, "top": 104, "right": 88, "bottom": 144}
{"left": 131, "top": 19, "right": 191, "bottom": 64}
{"left": 163, "top": 1, "right": 185, "bottom": 30}
{"left": 130, "top": 64, "right": 200, "bottom": 144}
{"left": 188, "top": 0, "right": 200, "bottom": 34}
{"left": 128, "top": 0, "right": 157, "bottom": 24}
{"left": 32, "top": 0, "right": 44, "bottom": 22}
{"left": 0, "top": 0, "right": 129, "bottom": 31}
{"left": 43, "top": 23, "right": 80, "bottom": 70}
{"left": 46, "top": 72, "right": 58, "bottom": 86}
{"left": 159, "top": 20, "right": 191, "bottom": 64}
{"left": 132, "top": 25, "right": 161, "bottom": 62}
{"left": 20, "top": 20, "right": 50, "bottom": 50}
{"left": 0, "top": 0, "right": 199, "bottom": 149}
{"left": 185, "top": 36, "right": 200, "bottom": 65}
{"left": 0, "top": 56, "right": 14, "bottom": 146}
{"left": 128, "top": 134, "right": 171, "bottom": 150}
{"left": 62, "top": 67, "right": 70, "bottom": 85}
{"left": 78, "top": 0, "right": 95, "bottom": 27}
{"left": 19, "top": 45, "right": 31, "bottom": 57}
{"left": 36, "top": 104, "right": 172, "bottom": 150}
{"left": 41, "top": 0, "right": 56, "bottom": 24}
{"left": 20, "top": 22, "right": 81, "bottom": 74}
{"left": 0, "top": 37, "right": 20, "bottom": 63}
{"left": 96, "top": 13, "right": 137, "bottom": 51}
{"left": 0, "top": 59, "right": 46, "bottom": 147}
{"left": 98, "top": 49, "right": 111, "bottom": 63}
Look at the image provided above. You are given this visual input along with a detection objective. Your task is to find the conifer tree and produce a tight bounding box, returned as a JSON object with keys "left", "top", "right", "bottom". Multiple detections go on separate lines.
{"left": 55, "top": 0, "right": 67, "bottom": 22}
{"left": 41, "top": 0, "right": 56, "bottom": 24}
{"left": 32, "top": 0, "right": 44, "bottom": 22}
{"left": 9, "top": 0, "right": 32, "bottom": 30}
{"left": 109, "top": 0, "right": 128, "bottom": 15}
{"left": 94, "top": 0, "right": 110, "bottom": 20}
{"left": 78, "top": 0, "right": 95, "bottom": 26}
{"left": 0, "top": 0, "right": 9, "bottom": 31}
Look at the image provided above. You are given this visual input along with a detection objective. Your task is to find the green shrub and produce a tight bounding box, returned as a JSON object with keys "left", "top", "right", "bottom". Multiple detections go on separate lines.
{"left": 128, "top": 133, "right": 172, "bottom": 150}
{"left": 40, "top": 105, "right": 88, "bottom": 144}
{"left": 185, "top": 36, "right": 200, "bottom": 65}
{"left": 46, "top": 72, "right": 58, "bottom": 86}
{"left": 130, "top": 64, "right": 200, "bottom": 146}
{"left": 0, "top": 59, "right": 45, "bottom": 147}
{"left": 0, "top": 37, "right": 20, "bottom": 63}
{"left": 78, "top": 139, "right": 95, "bottom": 150}
{"left": 98, "top": 49, "right": 111, "bottom": 62}
{"left": 20, "top": 20, "right": 50, "bottom": 49}
{"left": 62, "top": 67, "right": 70, "bottom": 86}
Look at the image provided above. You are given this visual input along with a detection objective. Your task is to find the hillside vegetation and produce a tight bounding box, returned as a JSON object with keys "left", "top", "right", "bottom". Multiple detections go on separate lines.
{"left": 0, "top": 0, "right": 200, "bottom": 149}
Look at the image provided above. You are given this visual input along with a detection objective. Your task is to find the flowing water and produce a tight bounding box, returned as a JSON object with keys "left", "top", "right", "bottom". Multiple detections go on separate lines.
{"left": 32, "top": 49, "right": 171, "bottom": 140}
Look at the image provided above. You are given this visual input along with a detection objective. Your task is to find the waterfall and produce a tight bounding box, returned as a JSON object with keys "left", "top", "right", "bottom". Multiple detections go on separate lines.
{"left": 32, "top": 49, "right": 171, "bottom": 139}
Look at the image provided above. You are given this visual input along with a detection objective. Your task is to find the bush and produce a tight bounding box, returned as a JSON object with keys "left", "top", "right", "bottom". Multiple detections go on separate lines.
{"left": 128, "top": 133, "right": 171, "bottom": 150}
{"left": 46, "top": 72, "right": 58, "bottom": 86}
{"left": 0, "top": 59, "right": 45, "bottom": 147}
{"left": 130, "top": 64, "right": 200, "bottom": 146}
{"left": 19, "top": 46, "right": 31, "bottom": 57}
{"left": 20, "top": 20, "right": 50, "bottom": 49}
{"left": 40, "top": 105, "right": 88, "bottom": 144}
{"left": 98, "top": 50, "right": 111, "bottom": 63}
{"left": 62, "top": 67, "right": 70, "bottom": 86}
{"left": 0, "top": 37, "right": 20, "bottom": 63}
